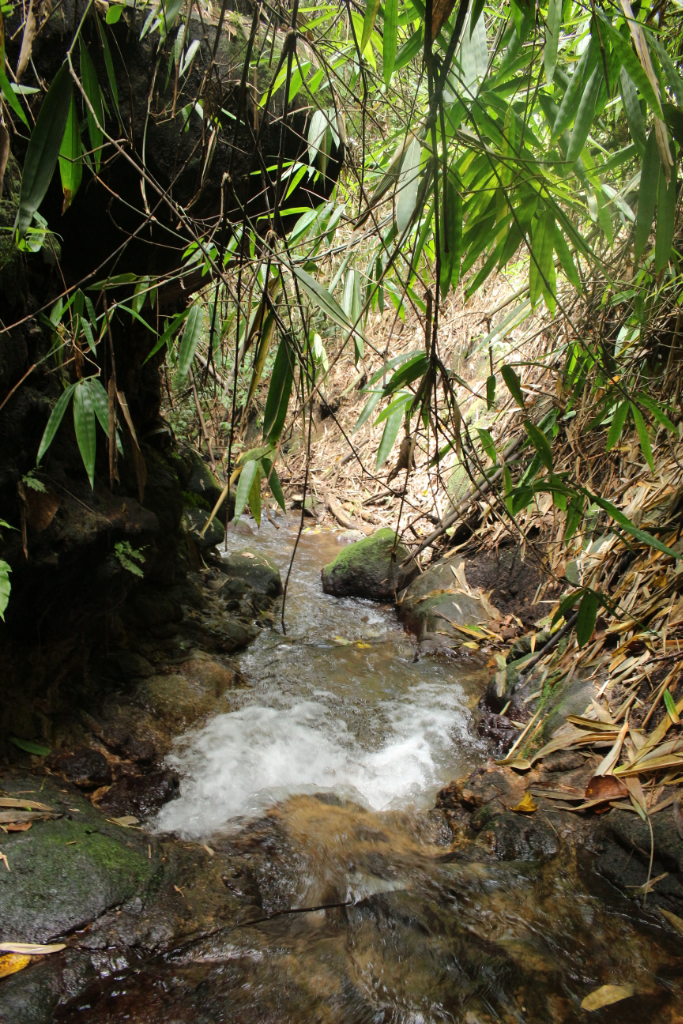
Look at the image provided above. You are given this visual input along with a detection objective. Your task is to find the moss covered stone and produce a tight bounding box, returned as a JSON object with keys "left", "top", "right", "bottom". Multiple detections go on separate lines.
{"left": 321, "top": 528, "right": 418, "bottom": 601}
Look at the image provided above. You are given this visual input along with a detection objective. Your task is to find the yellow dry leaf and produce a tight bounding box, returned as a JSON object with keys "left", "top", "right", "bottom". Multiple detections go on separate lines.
{"left": 0, "top": 954, "right": 30, "bottom": 979}
{"left": 0, "top": 942, "right": 65, "bottom": 954}
{"left": 580, "top": 983, "right": 635, "bottom": 1011}
{"left": 356, "top": 643, "right": 371, "bottom": 649}
{"left": 511, "top": 791, "right": 537, "bottom": 814}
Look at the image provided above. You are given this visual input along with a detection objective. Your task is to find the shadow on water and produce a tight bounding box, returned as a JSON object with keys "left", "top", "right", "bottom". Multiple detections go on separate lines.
{"left": 59, "top": 517, "right": 683, "bottom": 1023}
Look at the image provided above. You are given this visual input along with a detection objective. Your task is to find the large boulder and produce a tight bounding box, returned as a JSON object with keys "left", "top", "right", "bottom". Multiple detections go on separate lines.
{"left": 398, "top": 555, "right": 499, "bottom": 643}
{"left": 216, "top": 552, "right": 282, "bottom": 600}
{"left": 321, "top": 528, "right": 418, "bottom": 601}
{"left": 181, "top": 508, "right": 225, "bottom": 550}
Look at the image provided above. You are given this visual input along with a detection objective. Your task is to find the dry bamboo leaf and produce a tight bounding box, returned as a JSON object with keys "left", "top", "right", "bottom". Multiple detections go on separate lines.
{"left": 566, "top": 716, "right": 619, "bottom": 732}
{"left": 594, "top": 720, "right": 629, "bottom": 777}
{"left": 0, "top": 811, "right": 58, "bottom": 824}
{"left": 108, "top": 815, "right": 139, "bottom": 827}
{"left": 580, "top": 984, "right": 635, "bottom": 1011}
{"left": 496, "top": 757, "right": 532, "bottom": 770}
{"left": 660, "top": 907, "right": 683, "bottom": 934}
{"left": 0, "top": 798, "right": 53, "bottom": 812}
{"left": 0, "top": 943, "right": 65, "bottom": 955}
{"left": 0, "top": 954, "right": 31, "bottom": 979}
{"left": 624, "top": 775, "right": 648, "bottom": 819}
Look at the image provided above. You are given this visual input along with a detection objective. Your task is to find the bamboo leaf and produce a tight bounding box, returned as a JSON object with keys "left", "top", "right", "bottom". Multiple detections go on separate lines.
{"left": 620, "top": 68, "right": 646, "bottom": 155}
{"left": 73, "top": 380, "right": 97, "bottom": 489}
{"left": 637, "top": 393, "right": 676, "bottom": 431}
{"left": 58, "top": 94, "right": 82, "bottom": 214}
{"left": 655, "top": 159, "right": 677, "bottom": 274}
{"left": 262, "top": 335, "right": 293, "bottom": 444}
{"left": 177, "top": 304, "right": 203, "bottom": 379}
{"left": 360, "top": 0, "right": 381, "bottom": 53}
{"left": 524, "top": 420, "right": 552, "bottom": 471}
{"left": 606, "top": 400, "right": 629, "bottom": 452}
{"left": 544, "top": 0, "right": 561, "bottom": 86}
{"left": 552, "top": 223, "right": 581, "bottom": 290}
{"left": 592, "top": 495, "right": 681, "bottom": 558}
{"left": 96, "top": 16, "right": 120, "bottom": 116}
{"left": 477, "top": 427, "right": 497, "bottom": 464}
{"left": 262, "top": 459, "right": 286, "bottom": 512}
{"left": 376, "top": 402, "right": 404, "bottom": 468}
{"left": 383, "top": 0, "right": 398, "bottom": 86}
{"left": 567, "top": 65, "right": 602, "bottom": 163}
{"left": 354, "top": 389, "right": 382, "bottom": 432}
{"left": 79, "top": 41, "right": 105, "bottom": 172}
{"left": 383, "top": 353, "right": 429, "bottom": 395}
{"left": 37, "top": 382, "right": 77, "bottom": 463}
{"left": 0, "top": 559, "right": 11, "bottom": 621}
{"left": 248, "top": 464, "right": 262, "bottom": 526}
{"left": 88, "top": 377, "right": 110, "bottom": 435}
{"left": 0, "top": 66, "right": 29, "bottom": 126}
{"left": 396, "top": 136, "right": 422, "bottom": 235}
{"left": 17, "top": 63, "right": 72, "bottom": 238}
{"left": 486, "top": 373, "right": 496, "bottom": 409}
{"left": 501, "top": 364, "right": 525, "bottom": 407}
{"left": 233, "top": 459, "right": 259, "bottom": 521}
{"left": 292, "top": 267, "right": 351, "bottom": 331}
{"left": 551, "top": 36, "right": 597, "bottom": 143}
{"left": 576, "top": 590, "right": 598, "bottom": 648}
{"left": 634, "top": 128, "right": 659, "bottom": 264}
{"left": 631, "top": 402, "right": 654, "bottom": 472}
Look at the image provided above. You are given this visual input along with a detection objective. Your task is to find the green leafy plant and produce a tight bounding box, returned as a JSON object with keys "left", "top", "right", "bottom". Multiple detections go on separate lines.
{"left": 113, "top": 541, "right": 146, "bottom": 577}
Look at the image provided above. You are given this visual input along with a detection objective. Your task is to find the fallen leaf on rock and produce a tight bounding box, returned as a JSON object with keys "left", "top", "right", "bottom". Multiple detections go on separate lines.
{"left": 511, "top": 791, "right": 537, "bottom": 814}
{"left": 8, "top": 737, "right": 51, "bottom": 757}
{"left": 356, "top": 643, "right": 371, "bottom": 649}
{"left": 497, "top": 757, "right": 532, "bottom": 771}
{"left": 0, "top": 943, "right": 65, "bottom": 955}
{"left": 0, "top": 811, "right": 59, "bottom": 824}
{"left": 660, "top": 907, "right": 683, "bottom": 934}
{"left": 6, "top": 822, "right": 32, "bottom": 832}
{"left": 0, "top": 953, "right": 31, "bottom": 978}
{"left": 0, "top": 798, "right": 53, "bottom": 811}
{"left": 580, "top": 983, "right": 635, "bottom": 1011}
{"left": 585, "top": 775, "right": 628, "bottom": 802}
{"left": 626, "top": 871, "right": 668, "bottom": 895}
{"left": 108, "top": 815, "right": 139, "bottom": 827}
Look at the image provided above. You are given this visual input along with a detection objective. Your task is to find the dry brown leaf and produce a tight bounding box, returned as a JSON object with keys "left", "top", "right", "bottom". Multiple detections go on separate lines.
{"left": 0, "top": 797, "right": 53, "bottom": 812}
{"left": 6, "top": 821, "right": 32, "bottom": 832}
{"left": 594, "top": 719, "right": 629, "bottom": 777}
{"left": 511, "top": 791, "right": 537, "bottom": 814}
{"left": 16, "top": 0, "right": 37, "bottom": 81}
{"left": 108, "top": 815, "right": 139, "bottom": 827}
{"left": 585, "top": 775, "right": 628, "bottom": 802}
{"left": 0, "top": 953, "right": 31, "bottom": 979}
{"left": 580, "top": 983, "right": 635, "bottom": 1011}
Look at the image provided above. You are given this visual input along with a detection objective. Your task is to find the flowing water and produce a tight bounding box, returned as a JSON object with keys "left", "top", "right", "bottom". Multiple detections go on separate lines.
{"left": 63, "top": 518, "right": 683, "bottom": 1023}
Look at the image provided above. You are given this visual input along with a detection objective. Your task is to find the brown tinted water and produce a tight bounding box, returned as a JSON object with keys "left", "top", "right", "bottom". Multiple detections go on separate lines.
{"left": 60, "top": 518, "right": 683, "bottom": 1023}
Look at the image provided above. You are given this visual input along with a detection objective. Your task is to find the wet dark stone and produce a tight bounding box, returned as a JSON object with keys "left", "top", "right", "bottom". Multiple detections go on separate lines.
{"left": 475, "top": 810, "right": 560, "bottom": 860}
{"left": 95, "top": 649, "right": 154, "bottom": 680}
{"left": 477, "top": 711, "right": 517, "bottom": 754}
{"left": 96, "top": 770, "right": 180, "bottom": 819}
{"left": 542, "top": 750, "right": 586, "bottom": 772}
{"left": 217, "top": 552, "right": 282, "bottom": 598}
{"left": 131, "top": 591, "right": 183, "bottom": 629}
{"left": 47, "top": 749, "right": 113, "bottom": 789}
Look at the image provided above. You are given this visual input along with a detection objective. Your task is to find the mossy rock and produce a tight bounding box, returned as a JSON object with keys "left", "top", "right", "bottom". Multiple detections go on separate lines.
{"left": 217, "top": 552, "right": 282, "bottom": 597}
{"left": 321, "top": 528, "right": 418, "bottom": 601}
{"left": 0, "top": 786, "right": 157, "bottom": 944}
{"left": 398, "top": 556, "right": 497, "bottom": 642}
{"left": 181, "top": 508, "right": 225, "bottom": 550}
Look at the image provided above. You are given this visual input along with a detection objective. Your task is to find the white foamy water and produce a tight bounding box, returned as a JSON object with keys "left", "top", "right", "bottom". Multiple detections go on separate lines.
{"left": 156, "top": 518, "right": 486, "bottom": 838}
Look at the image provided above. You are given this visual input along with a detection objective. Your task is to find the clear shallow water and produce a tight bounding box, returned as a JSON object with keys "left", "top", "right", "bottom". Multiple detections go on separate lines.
{"left": 157, "top": 515, "right": 487, "bottom": 836}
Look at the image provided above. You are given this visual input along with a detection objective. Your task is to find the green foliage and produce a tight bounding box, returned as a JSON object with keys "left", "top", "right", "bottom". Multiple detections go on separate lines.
{"left": 113, "top": 541, "right": 146, "bottom": 577}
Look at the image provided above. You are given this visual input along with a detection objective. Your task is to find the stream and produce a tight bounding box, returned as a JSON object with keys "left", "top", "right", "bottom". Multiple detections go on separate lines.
{"left": 62, "top": 518, "right": 683, "bottom": 1023}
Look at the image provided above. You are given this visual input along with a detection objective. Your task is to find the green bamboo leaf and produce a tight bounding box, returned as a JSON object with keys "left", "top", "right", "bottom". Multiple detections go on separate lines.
{"left": 0, "top": 559, "right": 11, "bottom": 621}
{"left": 634, "top": 128, "right": 659, "bottom": 264}
{"left": 524, "top": 420, "right": 552, "bottom": 471}
{"left": 650, "top": 34, "right": 683, "bottom": 109}
{"left": 383, "top": 353, "right": 429, "bottom": 395}
{"left": 360, "top": 0, "right": 381, "bottom": 52}
{"left": 73, "top": 380, "right": 97, "bottom": 489}
{"left": 395, "top": 27, "right": 423, "bottom": 70}
{"left": 177, "top": 304, "right": 203, "bottom": 379}
{"left": 637, "top": 393, "right": 676, "bottom": 432}
{"left": 292, "top": 267, "right": 351, "bottom": 332}
{"left": 0, "top": 66, "right": 29, "bottom": 127}
{"left": 96, "top": 16, "right": 120, "bottom": 116}
{"left": 106, "top": 4, "right": 124, "bottom": 23}
{"left": 551, "top": 35, "right": 597, "bottom": 143}
{"left": 262, "top": 335, "right": 293, "bottom": 444}
{"left": 383, "top": 0, "right": 398, "bottom": 85}
{"left": 566, "top": 65, "right": 602, "bottom": 163}
{"left": 234, "top": 459, "right": 259, "bottom": 521}
{"left": 58, "top": 94, "right": 83, "bottom": 213}
{"left": 440, "top": 175, "right": 462, "bottom": 297}
{"left": 396, "top": 136, "right": 422, "bottom": 235}
{"left": 376, "top": 401, "right": 404, "bottom": 469}
{"left": 620, "top": 68, "right": 646, "bottom": 155}
{"left": 477, "top": 427, "right": 497, "bottom": 464}
{"left": 37, "top": 382, "right": 77, "bottom": 463}
{"left": 248, "top": 464, "right": 262, "bottom": 526}
{"left": 598, "top": 13, "right": 662, "bottom": 117}
{"left": 593, "top": 495, "right": 680, "bottom": 558}
{"left": 501, "top": 364, "right": 525, "bottom": 407}
{"left": 9, "top": 736, "right": 51, "bottom": 756}
{"left": 354, "top": 389, "right": 383, "bottom": 433}
{"left": 631, "top": 403, "right": 654, "bottom": 472}
{"left": 655, "top": 159, "right": 677, "bottom": 274}
{"left": 262, "top": 459, "right": 286, "bottom": 512}
{"left": 88, "top": 377, "right": 110, "bottom": 435}
{"left": 79, "top": 40, "right": 105, "bottom": 172}
{"left": 606, "top": 401, "right": 629, "bottom": 452}
{"left": 544, "top": 0, "right": 561, "bottom": 86}
{"left": 564, "top": 495, "right": 585, "bottom": 541}
{"left": 552, "top": 223, "right": 581, "bottom": 290}
{"left": 576, "top": 590, "right": 598, "bottom": 647}
{"left": 486, "top": 373, "right": 496, "bottom": 409}
{"left": 17, "top": 63, "right": 73, "bottom": 238}
{"left": 143, "top": 308, "right": 190, "bottom": 364}
{"left": 529, "top": 214, "right": 546, "bottom": 307}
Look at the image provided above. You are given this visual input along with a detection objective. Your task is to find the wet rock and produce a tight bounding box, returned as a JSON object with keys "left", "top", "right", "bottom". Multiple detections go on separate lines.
{"left": 130, "top": 590, "right": 183, "bottom": 629}
{"left": 398, "top": 555, "right": 497, "bottom": 641}
{"left": 178, "top": 448, "right": 225, "bottom": 508}
{"left": 321, "top": 528, "right": 418, "bottom": 601}
{"left": 483, "top": 664, "right": 521, "bottom": 713}
{"left": 542, "top": 749, "right": 585, "bottom": 772}
{"left": 506, "top": 630, "right": 551, "bottom": 663}
{"left": 477, "top": 711, "right": 518, "bottom": 754}
{"left": 94, "top": 649, "right": 154, "bottom": 680}
{"left": 0, "top": 785, "right": 157, "bottom": 944}
{"left": 216, "top": 551, "right": 282, "bottom": 597}
{"left": 96, "top": 770, "right": 180, "bottom": 819}
{"left": 47, "top": 748, "right": 113, "bottom": 789}
{"left": 181, "top": 508, "right": 225, "bottom": 550}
